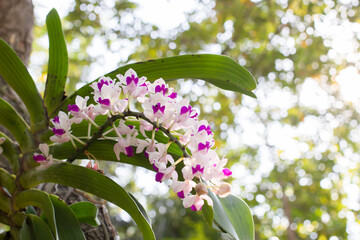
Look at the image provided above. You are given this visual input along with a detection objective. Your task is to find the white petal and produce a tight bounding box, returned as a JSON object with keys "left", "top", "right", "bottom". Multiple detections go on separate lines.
{"left": 201, "top": 195, "right": 213, "bottom": 206}
{"left": 39, "top": 143, "right": 49, "bottom": 156}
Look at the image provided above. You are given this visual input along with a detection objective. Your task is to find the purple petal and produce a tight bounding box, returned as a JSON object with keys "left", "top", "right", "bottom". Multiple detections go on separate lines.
{"left": 180, "top": 106, "right": 190, "bottom": 115}
{"left": 155, "top": 172, "right": 164, "bottom": 182}
{"left": 198, "top": 142, "right": 206, "bottom": 151}
{"left": 126, "top": 76, "right": 132, "bottom": 85}
{"left": 155, "top": 84, "right": 167, "bottom": 95}
{"left": 192, "top": 164, "right": 204, "bottom": 174}
{"left": 191, "top": 205, "right": 201, "bottom": 211}
{"left": 97, "top": 79, "right": 109, "bottom": 91}
{"left": 198, "top": 125, "right": 212, "bottom": 135}
{"left": 98, "top": 97, "right": 110, "bottom": 106}
{"left": 223, "top": 168, "right": 232, "bottom": 177}
{"left": 152, "top": 105, "right": 158, "bottom": 114}
{"left": 159, "top": 105, "right": 165, "bottom": 114}
{"left": 126, "top": 74, "right": 139, "bottom": 85}
{"left": 52, "top": 128, "right": 65, "bottom": 136}
{"left": 125, "top": 146, "right": 134, "bottom": 157}
{"left": 33, "top": 154, "right": 46, "bottom": 162}
{"left": 68, "top": 104, "right": 80, "bottom": 112}
{"left": 53, "top": 116, "right": 60, "bottom": 124}
{"left": 177, "top": 191, "right": 185, "bottom": 199}
{"left": 152, "top": 164, "right": 159, "bottom": 172}
{"left": 152, "top": 103, "right": 165, "bottom": 114}
{"left": 169, "top": 92, "right": 177, "bottom": 99}
{"left": 198, "top": 141, "right": 210, "bottom": 152}
{"left": 190, "top": 112, "right": 198, "bottom": 118}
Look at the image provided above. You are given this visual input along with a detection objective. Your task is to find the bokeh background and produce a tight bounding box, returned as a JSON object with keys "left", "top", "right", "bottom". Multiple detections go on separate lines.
{"left": 27, "top": 0, "right": 360, "bottom": 239}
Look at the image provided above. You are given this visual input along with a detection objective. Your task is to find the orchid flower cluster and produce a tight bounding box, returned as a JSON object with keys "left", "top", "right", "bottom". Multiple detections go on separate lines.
{"left": 33, "top": 69, "right": 232, "bottom": 211}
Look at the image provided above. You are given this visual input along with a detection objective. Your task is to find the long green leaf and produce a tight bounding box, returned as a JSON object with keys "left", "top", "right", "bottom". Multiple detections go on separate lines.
{"left": 44, "top": 9, "right": 68, "bottom": 115}
{"left": 209, "top": 191, "right": 254, "bottom": 240}
{"left": 53, "top": 54, "right": 256, "bottom": 116}
{"left": 0, "top": 168, "right": 15, "bottom": 194}
{"left": 128, "top": 192, "right": 151, "bottom": 224}
{"left": 0, "top": 98, "right": 33, "bottom": 150}
{"left": 69, "top": 202, "right": 100, "bottom": 227}
{"left": 0, "top": 132, "right": 19, "bottom": 173}
{"left": 20, "top": 214, "right": 55, "bottom": 240}
{"left": 0, "top": 39, "right": 47, "bottom": 132}
{"left": 219, "top": 195, "right": 254, "bottom": 240}
{"left": 14, "top": 189, "right": 58, "bottom": 239}
{"left": 19, "top": 163, "right": 155, "bottom": 240}
{"left": 49, "top": 194, "right": 85, "bottom": 240}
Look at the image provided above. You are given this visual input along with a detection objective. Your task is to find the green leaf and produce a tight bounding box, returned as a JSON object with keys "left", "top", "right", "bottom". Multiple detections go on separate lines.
{"left": 14, "top": 189, "right": 58, "bottom": 239}
{"left": 19, "top": 163, "right": 155, "bottom": 240}
{"left": 49, "top": 194, "right": 85, "bottom": 240}
{"left": 25, "top": 206, "right": 37, "bottom": 215}
{"left": 53, "top": 54, "right": 256, "bottom": 116}
{"left": 128, "top": 192, "right": 151, "bottom": 224}
{"left": 69, "top": 202, "right": 100, "bottom": 227}
{"left": 44, "top": 9, "right": 69, "bottom": 115}
{"left": 20, "top": 214, "right": 55, "bottom": 240}
{"left": 0, "top": 194, "right": 10, "bottom": 213}
{"left": 0, "top": 168, "right": 15, "bottom": 194}
{"left": 0, "top": 132, "right": 20, "bottom": 173}
{"left": 0, "top": 213, "right": 10, "bottom": 225}
{"left": 0, "top": 98, "right": 33, "bottom": 150}
{"left": 0, "top": 39, "right": 47, "bottom": 132}
{"left": 209, "top": 191, "right": 254, "bottom": 240}
{"left": 201, "top": 200, "right": 214, "bottom": 227}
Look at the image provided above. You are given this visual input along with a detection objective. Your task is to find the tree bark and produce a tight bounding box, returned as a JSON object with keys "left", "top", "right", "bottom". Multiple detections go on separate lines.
{"left": 0, "top": 0, "right": 32, "bottom": 171}
{"left": 0, "top": 1, "right": 118, "bottom": 239}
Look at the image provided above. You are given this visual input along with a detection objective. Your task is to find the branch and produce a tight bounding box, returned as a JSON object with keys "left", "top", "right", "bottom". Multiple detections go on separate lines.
{"left": 67, "top": 110, "right": 190, "bottom": 163}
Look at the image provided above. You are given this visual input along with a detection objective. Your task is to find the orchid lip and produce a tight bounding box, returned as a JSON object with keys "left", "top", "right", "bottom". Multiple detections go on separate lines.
{"left": 177, "top": 191, "right": 185, "bottom": 199}
{"left": 68, "top": 104, "right": 80, "bottom": 112}
{"left": 155, "top": 84, "right": 168, "bottom": 95}
{"left": 223, "top": 168, "right": 232, "bottom": 176}
{"left": 152, "top": 103, "right": 165, "bottom": 114}
{"left": 198, "top": 141, "right": 211, "bottom": 151}
{"left": 192, "top": 164, "right": 204, "bottom": 174}
{"left": 52, "top": 128, "right": 65, "bottom": 136}
{"left": 126, "top": 74, "right": 139, "bottom": 85}
{"left": 97, "top": 79, "right": 109, "bottom": 91}
{"left": 155, "top": 172, "right": 164, "bottom": 182}
{"left": 98, "top": 97, "right": 111, "bottom": 106}
{"left": 33, "top": 154, "right": 46, "bottom": 162}
{"left": 198, "top": 125, "right": 212, "bottom": 135}
{"left": 53, "top": 116, "right": 60, "bottom": 123}
{"left": 125, "top": 146, "right": 134, "bottom": 157}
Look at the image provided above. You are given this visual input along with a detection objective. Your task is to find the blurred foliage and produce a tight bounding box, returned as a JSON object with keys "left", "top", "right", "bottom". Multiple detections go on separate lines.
{"left": 31, "top": 0, "right": 360, "bottom": 239}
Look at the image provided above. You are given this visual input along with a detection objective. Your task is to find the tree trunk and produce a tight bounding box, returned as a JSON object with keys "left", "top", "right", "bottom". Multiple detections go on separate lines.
{"left": 0, "top": 0, "right": 32, "bottom": 171}
{"left": 0, "top": 1, "right": 118, "bottom": 239}
{"left": 0, "top": 0, "right": 32, "bottom": 126}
